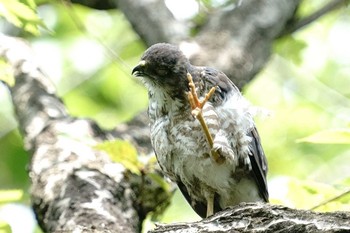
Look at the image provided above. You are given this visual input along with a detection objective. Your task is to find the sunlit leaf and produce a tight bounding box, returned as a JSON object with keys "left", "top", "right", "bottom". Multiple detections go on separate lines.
{"left": 0, "top": 190, "right": 23, "bottom": 204}
{"left": 297, "top": 129, "right": 350, "bottom": 144}
{"left": 95, "top": 139, "right": 143, "bottom": 175}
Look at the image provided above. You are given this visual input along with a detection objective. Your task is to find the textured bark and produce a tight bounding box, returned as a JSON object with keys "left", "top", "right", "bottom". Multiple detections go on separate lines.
{"left": 150, "top": 202, "right": 350, "bottom": 233}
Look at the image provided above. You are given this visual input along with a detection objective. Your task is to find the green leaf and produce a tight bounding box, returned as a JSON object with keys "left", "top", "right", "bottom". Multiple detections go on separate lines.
{"left": 0, "top": 0, "right": 45, "bottom": 35}
{"left": 0, "top": 189, "right": 23, "bottom": 204}
{"left": 297, "top": 129, "right": 350, "bottom": 144}
{"left": 95, "top": 139, "right": 143, "bottom": 175}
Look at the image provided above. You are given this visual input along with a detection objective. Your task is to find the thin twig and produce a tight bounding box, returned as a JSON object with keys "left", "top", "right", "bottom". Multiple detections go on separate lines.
{"left": 281, "top": 0, "right": 349, "bottom": 36}
{"left": 310, "top": 188, "right": 350, "bottom": 210}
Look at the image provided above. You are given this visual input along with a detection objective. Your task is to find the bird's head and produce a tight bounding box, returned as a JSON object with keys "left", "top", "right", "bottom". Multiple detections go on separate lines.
{"left": 132, "top": 43, "right": 190, "bottom": 97}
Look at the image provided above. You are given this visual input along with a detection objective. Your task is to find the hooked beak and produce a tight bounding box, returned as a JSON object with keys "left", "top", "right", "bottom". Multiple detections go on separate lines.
{"left": 132, "top": 60, "right": 146, "bottom": 76}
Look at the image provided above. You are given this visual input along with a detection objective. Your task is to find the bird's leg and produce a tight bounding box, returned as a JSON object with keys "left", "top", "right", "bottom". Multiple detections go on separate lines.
{"left": 187, "top": 73, "right": 224, "bottom": 164}
{"left": 206, "top": 192, "right": 214, "bottom": 217}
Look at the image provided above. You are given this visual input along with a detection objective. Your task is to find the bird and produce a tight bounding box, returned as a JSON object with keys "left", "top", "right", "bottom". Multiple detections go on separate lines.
{"left": 132, "top": 43, "right": 268, "bottom": 218}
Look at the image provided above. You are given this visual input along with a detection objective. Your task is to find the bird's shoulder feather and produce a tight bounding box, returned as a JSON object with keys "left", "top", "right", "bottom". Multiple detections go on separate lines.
{"left": 189, "top": 66, "right": 240, "bottom": 104}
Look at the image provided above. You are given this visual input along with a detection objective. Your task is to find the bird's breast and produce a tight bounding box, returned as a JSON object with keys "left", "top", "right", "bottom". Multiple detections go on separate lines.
{"left": 150, "top": 112, "right": 208, "bottom": 179}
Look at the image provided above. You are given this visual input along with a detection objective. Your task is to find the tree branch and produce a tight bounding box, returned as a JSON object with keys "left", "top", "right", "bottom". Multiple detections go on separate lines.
{"left": 281, "top": 0, "right": 349, "bottom": 36}
{"left": 115, "top": 0, "right": 189, "bottom": 46}
{"left": 310, "top": 189, "right": 350, "bottom": 210}
{"left": 150, "top": 202, "right": 350, "bottom": 233}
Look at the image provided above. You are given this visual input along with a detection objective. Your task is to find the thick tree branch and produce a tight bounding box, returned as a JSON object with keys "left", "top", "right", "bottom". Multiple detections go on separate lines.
{"left": 115, "top": 0, "right": 189, "bottom": 46}
{"left": 0, "top": 35, "right": 168, "bottom": 233}
{"left": 150, "top": 202, "right": 350, "bottom": 233}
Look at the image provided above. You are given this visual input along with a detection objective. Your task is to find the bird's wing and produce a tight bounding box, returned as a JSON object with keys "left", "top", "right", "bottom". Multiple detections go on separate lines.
{"left": 248, "top": 127, "right": 269, "bottom": 202}
{"left": 194, "top": 66, "right": 269, "bottom": 202}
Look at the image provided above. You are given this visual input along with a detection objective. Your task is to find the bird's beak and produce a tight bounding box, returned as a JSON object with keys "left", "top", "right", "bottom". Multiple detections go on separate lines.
{"left": 132, "top": 60, "right": 146, "bottom": 76}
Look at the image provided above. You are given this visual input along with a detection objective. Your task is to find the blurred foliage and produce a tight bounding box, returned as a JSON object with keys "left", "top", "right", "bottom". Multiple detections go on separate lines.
{"left": 0, "top": 0, "right": 46, "bottom": 35}
{"left": 298, "top": 128, "right": 350, "bottom": 144}
{"left": 0, "top": 221, "right": 11, "bottom": 233}
{"left": 0, "top": 190, "right": 23, "bottom": 204}
{"left": 0, "top": 0, "right": 350, "bottom": 232}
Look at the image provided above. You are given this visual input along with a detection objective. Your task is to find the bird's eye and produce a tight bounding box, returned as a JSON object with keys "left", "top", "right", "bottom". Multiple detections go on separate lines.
{"left": 157, "top": 68, "right": 168, "bottom": 76}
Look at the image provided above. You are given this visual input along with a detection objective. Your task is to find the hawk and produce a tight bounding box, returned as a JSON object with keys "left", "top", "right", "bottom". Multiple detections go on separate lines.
{"left": 132, "top": 43, "right": 268, "bottom": 218}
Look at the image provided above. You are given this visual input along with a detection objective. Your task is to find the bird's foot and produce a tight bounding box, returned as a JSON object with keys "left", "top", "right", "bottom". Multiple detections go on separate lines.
{"left": 187, "top": 73, "right": 216, "bottom": 116}
{"left": 211, "top": 133, "right": 237, "bottom": 164}
{"left": 187, "top": 72, "right": 224, "bottom": 164}
{"left": 212, "top": 145, "right": 236, "bottom": 165}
